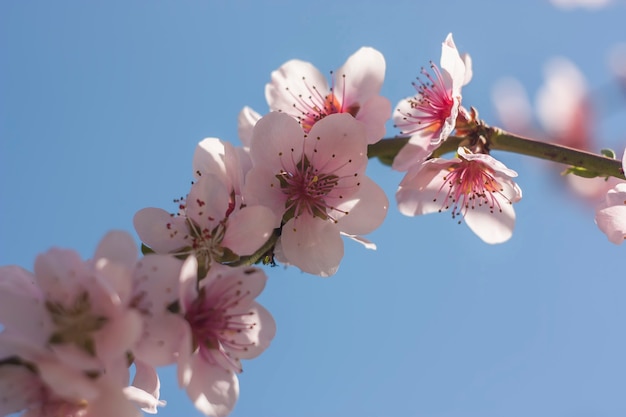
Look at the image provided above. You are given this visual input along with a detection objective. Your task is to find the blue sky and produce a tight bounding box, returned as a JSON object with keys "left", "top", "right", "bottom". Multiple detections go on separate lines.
{"left": 2, "top": 1, "right": 626, "bottom": 416}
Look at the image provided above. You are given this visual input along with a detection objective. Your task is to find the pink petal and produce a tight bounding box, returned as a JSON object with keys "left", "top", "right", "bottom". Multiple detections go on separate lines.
{"left": 192, "top": 138, "right": 244, "bottom": 195}
{"left": 440, "top": 33, "right": 466, "bottom": 95}
{"left": 242, "top": 165, "right": 287, "bottom": 213}
{"left": 248, "top": 111, "right": 305, "bottom": 173}
{"left": 133, "top": 207, "right": 189, "bottom": 253}
{"left": 130, "top": 360, "right": 164, "bottom": 414}
{"left": 33, "top": 248, "right": 88, "bottom": 301}
{"left": 391, "top": 140, "right": 433, "bottom": 172}
{"left": 596, "top": 203, "right": 626, "bottom": 245}
{"left": 265, "top": 59, "right": 330, "bottom": 114}
{"left": 37, "top": 359, "right": 100, "bottom": 401}
{"left": 222, "top": 206, "right": 279, "bottom": 256}
{"left": 237, "top": 106, "right": 261, "bottom": 148}
{"left": 93, "top": 231, "right": 138, "bottom": 271}
{"left": 464, "top": 195, "right": 517, "bottom": 244}
{"left": 179, "top": 256, "right": 199, "bottom": 313}
{"left": 356, "top": 95, "right": 392, "bottom": 144}
{"left": 204, "top": 264, "right": 268, "bottom": 307}
{"left": 281, "top": 217, "right": 344, "bottom": 277}
{"left": 185, "top": 355, "right": 239, "bottom": 417}
{"left": 334, "top": 176, "right": 388, "bottom": 235}
{"left": 396, "top": 161, "right": 454, "bottom": 216}
{"left": 304, "top": 113, "right": 368, "bottom": 178}
{"left": 341, "top": 233, "right": 377, "bottom": 250}
{"left": 0, "top": 266, "right": 49, "bottom": 343}
{"left": 334, "top": 47, "right": 386, "bottom": 107}
{"left": 0, "top": 365, "right": 42, "bottom": 415}
{"left": 232, "top": 302, "right": 276, "bottom": 360}
{"left": 186, "top": 174, "right": 231, "bottom": 226}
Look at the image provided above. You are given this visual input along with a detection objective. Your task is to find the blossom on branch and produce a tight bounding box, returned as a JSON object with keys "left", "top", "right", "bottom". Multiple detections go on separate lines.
{"left": 133, "top": 257, "right": 275, "bottom": 417}
{"left": 396, "top": 147, "right": 523, "bottom": 244}
{"left": 134, "top": 138, "right": 278, "bottom": 276}
{"left": 243, "top": 112, "right": 388, "bottom": 276}
{"left": 393, "top": 33, "right": 472, "bottom": 171}
{"left": 0, "top": 231, "right": 163, "bottom": 417}
{"left": 265, "top": 47, "right": 391, "bottom": 144}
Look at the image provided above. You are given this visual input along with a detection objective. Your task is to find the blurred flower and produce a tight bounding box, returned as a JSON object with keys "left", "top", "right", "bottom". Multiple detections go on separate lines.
{"left": 595, "top": 150, "right": 626, "bottom": 244}
{"left": 265, "top": 47, "right": 391, "bottom": 144}
{"left": 0, "top": 232, "right": 163, "bottom": 417}
{"left": 491, "top": 57, "right": 623, "bottom": 203}
{"left": 396, "top": 147, "right": 522, "bottom": 244}
{"left": 393, "top": 33, "right": 471, "bottom": 172}
{"left": 0, "top": 231, "right": 142, "bottom": 368}
{"left": 243, "top": 112, "right": 388, "bottom": 276}
{"left": 549, "top": 0, "right": 612, "bottom": 9}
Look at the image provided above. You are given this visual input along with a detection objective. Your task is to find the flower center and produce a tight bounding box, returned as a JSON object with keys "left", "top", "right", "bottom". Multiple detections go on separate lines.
{"left": 46, "top": 291, "right": 108, "bottom": 356}
{"left": 435, "top": 158, "right": 506, "bottom": 222}
{"left": 287, "top": 73, "right": 360, "bottom": 132}
{"left": 169, "top": 196, "right": 237, "bottom": 275}
{"left": 396, "top": 62, "right": 454, "bottom": 135}
{"left": 276, "top": 155, "right": 340, "bottom": 222}
{"left": 184, "top": 275, "right": 258, "bottom": 373}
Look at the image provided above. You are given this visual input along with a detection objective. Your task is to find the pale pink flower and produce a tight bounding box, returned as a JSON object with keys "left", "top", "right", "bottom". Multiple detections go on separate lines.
{"left": 134, "top": 256, "right": 275, "bottom": 417}
{"left": 135, "top": 172, "right": 277, "bottom": 274}
{"left": 243, "top": 112, "right": 388, "bottom": 276}
{"left": 0, "top": 231, "right": 143, "bottom": 369}
{"left": 393, "top": 33, "right": 471, "bottom": 172}
{"left": 396, "top": 147, "right": 523, "bottom": 244}
{"left": 0, "top": 332, "right": 157, "bottom": 417}
{"left": 595, "top": 150, "right": 626, "bottom": 244}
{"left": 265, "top": 47, "right": 391, "bottom": 144}
{"left": 135, "top": 138, "right": 278, "bottom": 273}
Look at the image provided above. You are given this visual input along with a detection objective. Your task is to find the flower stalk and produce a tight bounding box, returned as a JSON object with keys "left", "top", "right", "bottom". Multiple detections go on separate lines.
{"left": 369, "top": 128, "right": 626, "bottom": 181}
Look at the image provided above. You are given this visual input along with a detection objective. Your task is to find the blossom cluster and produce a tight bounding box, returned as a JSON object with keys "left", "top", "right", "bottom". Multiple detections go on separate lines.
{"left": 3, "top": 32, "right": 625, "bottom": 417}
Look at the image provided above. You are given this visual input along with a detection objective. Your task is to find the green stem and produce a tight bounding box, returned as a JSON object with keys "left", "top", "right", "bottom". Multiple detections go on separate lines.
{"left": 367, "top": 129, "right": 625, "bottom": 180}
{"left": 488, "top": 129, "right": 625, "bottom": 180}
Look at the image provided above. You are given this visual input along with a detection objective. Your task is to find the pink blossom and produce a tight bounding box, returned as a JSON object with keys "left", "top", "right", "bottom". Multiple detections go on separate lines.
{"left": 265, "top": 47, "right": 391, "bottom": 144}
{"left": 396, "top": 147, "right": 522, "bottom": 244}
{"left": 0, "top": 231, "right": 143, "bottom": 369}
{"left": 243, "top": 112, "right": 388, "bottom": 276}
{"left": 134, "top": 255, "right": 275, "bottom": 417}
{"left": 393, "top": 33, "right": 471, "bottom": 172}
{"left": 135, "top": 138, "right": 278, "bottom": 274}
{"left": 595, "top": 150, "right": 626, "bottom": 244}
{"left": 0, "top": 332, "right": 156, "bottom": 417}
